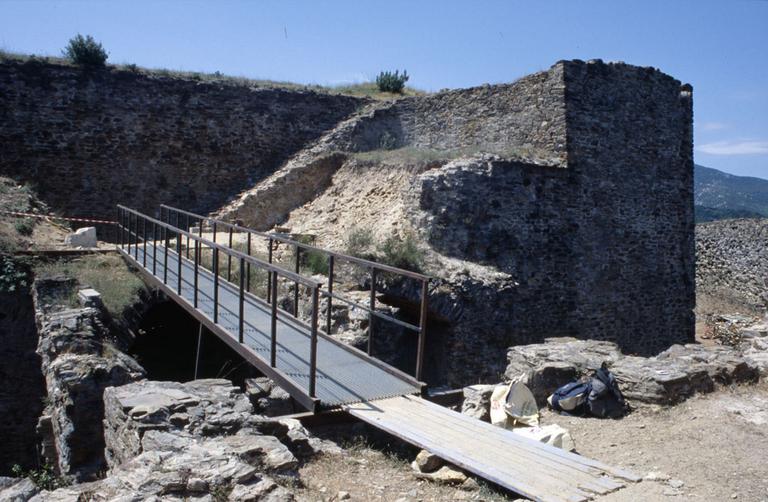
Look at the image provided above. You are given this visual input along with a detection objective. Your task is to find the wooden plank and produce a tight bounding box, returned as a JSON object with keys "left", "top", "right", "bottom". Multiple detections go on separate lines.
{"left": 351, "top": 399, "right": 618, "bottom": 498}
{"left": 414, "top": 396, "right": 641, "bottom": 483}
{"left": 348, "top": 401, "right": 588, "bottom": 502}
{"left": 346, "top": 396, "right": 638, "bottom": 501}
{"left": 377, "top": 406, "right": 620, "bottom": 495}
{"left": 372, "top": 398, "right": 623, "bottom": 495}
{"left": 395, "top": 396, "right": 627, "bottom": 484}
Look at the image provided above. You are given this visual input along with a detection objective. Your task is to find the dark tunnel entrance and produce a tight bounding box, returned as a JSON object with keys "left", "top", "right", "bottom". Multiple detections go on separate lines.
{"left": 131, "top": 300, "right": 259, "bottom": 387}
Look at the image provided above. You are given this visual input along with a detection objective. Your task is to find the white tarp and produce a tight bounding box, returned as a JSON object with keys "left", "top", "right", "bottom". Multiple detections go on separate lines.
{"left": 489, "top": 381, "right": 576, "bottom": 451}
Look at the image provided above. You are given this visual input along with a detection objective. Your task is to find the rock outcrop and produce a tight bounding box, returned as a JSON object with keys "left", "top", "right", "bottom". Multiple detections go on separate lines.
{"left": 31, "top": 379, "right": 338, "bottom": 501}
{"left": 33, "top": 278, "right": 145, "bottom": 481}
{"left": 504, "top": 337, "right": 760, "bottom": 406}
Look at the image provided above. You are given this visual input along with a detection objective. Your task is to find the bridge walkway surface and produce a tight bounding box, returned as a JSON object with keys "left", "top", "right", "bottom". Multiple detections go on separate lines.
{"left": 116, "top": 205, "right": 639, "bottom": 501}
{"left": 117, "top": 206, "right": 422, "bottom": 411}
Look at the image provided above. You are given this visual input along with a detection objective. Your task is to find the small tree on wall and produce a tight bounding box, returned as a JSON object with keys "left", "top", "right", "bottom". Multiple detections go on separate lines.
{"left": 376, "top": 70, "right": 409, "bottom": 93}
{"left": 63, "top": 34, "right": 108, "bottom": 67}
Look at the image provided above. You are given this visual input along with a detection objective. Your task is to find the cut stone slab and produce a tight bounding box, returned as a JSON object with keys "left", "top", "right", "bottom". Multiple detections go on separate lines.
{"left": 77, "top": 288, "right": 102, "bottom": 308}
{"left": 64, "top": 226, "right": 97, "bottom": 248}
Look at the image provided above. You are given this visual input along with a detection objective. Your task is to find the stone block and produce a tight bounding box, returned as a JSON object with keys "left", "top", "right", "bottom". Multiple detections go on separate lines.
{"left": 64, "top": 227, "right": 97, "bottom": 248}
{"left": 77, "top": 288, "right": 102, "bottom": 308}
{"left": 461, "top": 384, "right": 495, "bottom": 421}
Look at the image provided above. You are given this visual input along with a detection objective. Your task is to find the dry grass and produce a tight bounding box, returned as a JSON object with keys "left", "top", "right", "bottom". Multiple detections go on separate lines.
{"left": 0, "top": 50, "right": 426, "bottom": 99}
{"left": 352, "top": 145, "right": 559, "bottom": 166}
{"left": 0, "top": 176, "right": 70, "bottom": 253}
{"left": 295, "top": 432, "right": 512, "bottom": 501}
{"left": 329, "top": 82, "right": 426, "bottom": 100}
{"left": 34, "top": 255, "right": 145, "bottom": 315}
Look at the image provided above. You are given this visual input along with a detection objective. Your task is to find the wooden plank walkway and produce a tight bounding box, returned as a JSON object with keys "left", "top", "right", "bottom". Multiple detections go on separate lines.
{"left": 345, "top": 395, "right": 640, "bottom": 502}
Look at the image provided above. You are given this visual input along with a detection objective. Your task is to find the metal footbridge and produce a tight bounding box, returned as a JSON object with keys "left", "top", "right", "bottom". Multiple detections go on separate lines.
{"left": 116, "top": 205, "right": 639, "bottom": 501}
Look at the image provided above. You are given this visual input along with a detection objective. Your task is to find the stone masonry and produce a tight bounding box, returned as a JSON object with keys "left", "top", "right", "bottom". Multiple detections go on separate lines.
{"left": 0, "top": 59, "right": 363, "bottom": 226}
{"left": 0, "top": 59, "right": 695, "bottom": 386}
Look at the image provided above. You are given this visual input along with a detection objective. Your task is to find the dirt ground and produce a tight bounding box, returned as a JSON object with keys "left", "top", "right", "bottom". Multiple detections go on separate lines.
{"left": 296, "top": 383, "right": 768, "bottom": 502}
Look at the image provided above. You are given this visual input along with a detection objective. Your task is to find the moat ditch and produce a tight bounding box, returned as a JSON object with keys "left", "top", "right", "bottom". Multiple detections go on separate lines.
{"left": 0, "top": 285, "right": 45, "bottom": 476}
{"left": 130, "top": 300, "right": 257, "bottom": 386}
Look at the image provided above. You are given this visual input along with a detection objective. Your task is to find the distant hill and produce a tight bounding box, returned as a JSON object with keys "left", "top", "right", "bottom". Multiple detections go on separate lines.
{"left": 694, "top": 164, "right": 768, "bottom": 223}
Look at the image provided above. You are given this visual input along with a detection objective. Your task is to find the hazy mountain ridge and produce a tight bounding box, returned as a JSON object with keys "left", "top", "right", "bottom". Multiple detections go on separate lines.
{"left": 694, "top": 164, "right": 768, "bottom": 222}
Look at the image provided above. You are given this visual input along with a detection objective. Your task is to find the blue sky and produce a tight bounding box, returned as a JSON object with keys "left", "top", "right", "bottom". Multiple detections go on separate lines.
{"left": 1, "top": 0, "right": 766, "bottom": 179}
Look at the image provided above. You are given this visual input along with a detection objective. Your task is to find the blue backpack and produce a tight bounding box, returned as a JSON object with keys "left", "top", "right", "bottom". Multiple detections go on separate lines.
{"left": 548, "top": 363, "right": 626, "bottom": 418}
{"left": 547, "top": 379, "right": 591, "bottom": 415}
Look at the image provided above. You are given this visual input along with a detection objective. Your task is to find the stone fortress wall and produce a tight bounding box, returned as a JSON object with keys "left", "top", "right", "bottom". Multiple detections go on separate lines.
{"left": 0, "top": 59, "right": 362, "bottom": 222}
{"left": 0, "top": 58, "right": 695, "bottom": 380}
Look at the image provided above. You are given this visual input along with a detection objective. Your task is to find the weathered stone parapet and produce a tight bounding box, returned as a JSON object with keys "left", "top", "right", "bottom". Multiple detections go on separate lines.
{"left": 504, "top": 337, "right": 759, "bottom": 406}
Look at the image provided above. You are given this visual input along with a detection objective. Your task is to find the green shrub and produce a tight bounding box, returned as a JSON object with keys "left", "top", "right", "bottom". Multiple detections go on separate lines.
{"left": 12, "top": 463, "right": 70, "bottom": 491}
{"left": 378, "top": 231, "right": 423, "bottom": 271}
{"left": 63, "top": 34, "right": 108, "bottom": 67}
{"left": 375, "top": 70, "right": 409, "bottom": 93}
{"left": 345, "top": 226, "right": 375, "bottom": 258}
{"left": 293, "top": 235, "right": 329, "bottom": 276}
{"left": 0, "top": 255, "right": 29, "bottom": 293}
{"left": 14, "top": 219, "right": 34, "bottom": 236}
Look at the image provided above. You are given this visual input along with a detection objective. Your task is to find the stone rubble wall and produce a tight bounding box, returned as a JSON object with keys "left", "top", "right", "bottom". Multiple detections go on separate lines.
{"left": 503, "top": 337, "right": 759, "bottom": 407}
{"left": 0, "top": 59, "right": 364, "bottom": 226}
{"left": 214, "top": 66, "right": 569, "bottom": 228}
{"left": 31, "top": 379, "right": 337, "bottom": 501}
{"left": 401, "top": 60, "right": 695, "bottom": 384}
{"left": 341, "top": 65, "right": 568, "bottom": 165}
{"left": 32, "top": 278, "right": 145, "bottom": 481}
{"left": 696, "top": 218, "right": 768, "bottom": 312}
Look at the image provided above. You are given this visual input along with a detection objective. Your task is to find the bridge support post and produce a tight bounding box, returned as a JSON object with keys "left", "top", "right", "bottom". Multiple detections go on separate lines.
{"left": 194, "top": 322, "right": 204, "bottom": 380}
{"left": 267, "top": 238, "right": 273, "bottom": 302}
{"left": 326, "top": 256, "right": 334, "bottom": 335}
{"left": 213, "top": 249, "right": 219, "bottom": 323}
{"left": 309, "top": 287, "right": 319, "bottom": 398}
{"left": 152, "top": 222, "right": 157, "bottom": 276}
{"left": 416, "top": 279, "right": 429, "bottom": 382}
{"left": 163, "top": 224, "right": 169, "bottom": 284}
{"left": 294, "top": 245, "right": 300, "bottom": 317}
{"left": 227, "top": 227, "right": 233, "bottom": 281}
{"left": 368, "top": 268, "right": 377, "bottom": 356}
{"left": 238, "top": 257, "right": 245, "bottom": 344}
{"left": 133, "top": 214, "right": 139, "bottom": 261}
{"left": 142, "top": 218, "right": 147, "bottom": 268}
{"left": 246, "top": 232, "right": 252, "bottom": 292}
{"left": 193, "top": 240, "right": 199, "bottom": 308}
{"left": 176, "top": 230, "right": 182, "bottom": 294}
{"left": 270, "top": 271, "right": 278, "bottom": 367}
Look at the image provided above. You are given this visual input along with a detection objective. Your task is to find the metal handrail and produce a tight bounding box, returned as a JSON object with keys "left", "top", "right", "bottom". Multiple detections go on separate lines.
{"left": 121, "top": 206, "right": 321, "bottom": 288}
{"left": 160, "top": 204, "right": 430, "bottom": 280}
{"left": 159, "top": 204, "right": 432, "bottom": 381}
{"left": 117, "top": 205, "right": 323, "bottom": 398}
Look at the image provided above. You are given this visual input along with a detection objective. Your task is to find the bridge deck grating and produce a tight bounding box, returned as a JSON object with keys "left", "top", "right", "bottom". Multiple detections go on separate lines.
{"left": 126, "top": 243, "right": 420, "bottom": 407}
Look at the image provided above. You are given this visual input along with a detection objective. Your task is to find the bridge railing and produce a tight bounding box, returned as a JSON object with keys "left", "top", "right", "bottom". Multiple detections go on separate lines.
{"left": 158, "top": 204, "right": 431, "bottom": 381}
{"left": 116, "top": 205, "right": 326, "bottom": 401}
